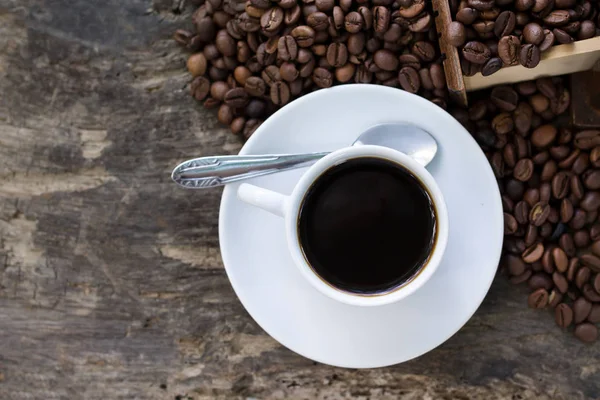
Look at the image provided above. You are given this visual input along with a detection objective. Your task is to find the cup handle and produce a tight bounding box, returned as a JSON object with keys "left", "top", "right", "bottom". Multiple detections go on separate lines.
{"left": 237, "top": 183, "right": 290, "bottom": 218}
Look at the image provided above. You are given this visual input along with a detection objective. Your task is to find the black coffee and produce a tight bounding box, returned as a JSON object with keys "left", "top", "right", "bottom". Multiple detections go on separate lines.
{"left": 298, "top": 157, "right": 437, "bottom": 294}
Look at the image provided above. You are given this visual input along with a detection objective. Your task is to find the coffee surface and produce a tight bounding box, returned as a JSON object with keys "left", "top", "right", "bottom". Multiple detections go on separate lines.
{"left": 298, "top": 157, "right": 436, "bottom": 294}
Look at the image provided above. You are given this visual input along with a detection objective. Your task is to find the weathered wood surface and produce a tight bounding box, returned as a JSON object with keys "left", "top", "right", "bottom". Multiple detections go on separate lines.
{"left": 1, "top": 1, "right": 600, "bottom": 399}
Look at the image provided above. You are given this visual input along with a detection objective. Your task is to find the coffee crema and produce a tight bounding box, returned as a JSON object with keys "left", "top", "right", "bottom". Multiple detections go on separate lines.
{"left": 297, "top": 157, "right": 437, "bottom": 295}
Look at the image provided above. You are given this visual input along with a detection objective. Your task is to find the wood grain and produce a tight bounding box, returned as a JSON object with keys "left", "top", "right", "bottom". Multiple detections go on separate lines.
{"left": 432, "top": 0, "right": 467, "bottom": 107}
{"left": 465, "top": 37, "right": 600, "bottom": 91}
{"left": 1, "top": 1, "right": 600, "bottom": 399}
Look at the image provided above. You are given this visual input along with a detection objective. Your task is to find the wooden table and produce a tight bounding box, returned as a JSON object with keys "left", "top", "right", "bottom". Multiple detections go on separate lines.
{"left": 1, "top": 1, "right": 599, "bottom": 399}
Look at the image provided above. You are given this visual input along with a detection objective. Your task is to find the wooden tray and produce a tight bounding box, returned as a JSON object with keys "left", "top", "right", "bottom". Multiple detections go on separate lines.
{"left": 432, "top": 0, "right": 600, "bottom": 107}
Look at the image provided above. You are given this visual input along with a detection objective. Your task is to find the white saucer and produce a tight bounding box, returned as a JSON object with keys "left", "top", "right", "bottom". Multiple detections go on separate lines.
{"left": 219, "top": 85, "right": 503, "bottom": 368}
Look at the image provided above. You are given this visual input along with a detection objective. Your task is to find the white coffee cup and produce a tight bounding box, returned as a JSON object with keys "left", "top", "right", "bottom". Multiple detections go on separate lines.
{"left": 237, "top": 145, "right": 448, "bottom": 307}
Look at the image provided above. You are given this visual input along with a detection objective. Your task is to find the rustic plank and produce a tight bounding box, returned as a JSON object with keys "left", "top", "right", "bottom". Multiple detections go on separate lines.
{"left": 1, "top": 1, "right": 600, "bottom": 399}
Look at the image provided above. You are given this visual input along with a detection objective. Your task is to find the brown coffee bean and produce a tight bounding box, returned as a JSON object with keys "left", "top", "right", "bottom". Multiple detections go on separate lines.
{"left": 524, "top": 188, "right": 540, "bottom": 206}
{"left": 551, "top": 247, "right": 568, "bottom": 273}
{"left": 571, "top": 175, "right": 585, "bottom": 199}
{"left": 261, "top": 65, "right": 281, "bottom": 86}
{"left": 525, "top": 224, "right": 538, "bottom": 246}
{"left": 279, "top": 62, "right": 299, "bottom": 82}
{"left": 528, "top": 288, "right": 549, "bottom": 308}
{"left": 540, "top": 160, "right": 557, "bottom": 182}
{"left": 576, "top": 266, "right": 592, "bottom": 288}
{"left": 269, "top": 81, "right": 290, "bottom": 105}
{"left": 473, "top": 20, "right": 495, "bottom": 34}
{"left": 575, "top": 131, "right": 600, "bottom": 150}
{"left": 191, "top": 76, "right": 211, "bottom": 101}
{"left": 456, "top": 7, "right": 479, "bottom": 24}
{"left": 519, "top": 44, "right": 540, "bottom": 68}
{"left": 549, "top": 289, "right": 563, "bottom": 307}
{"left": 491, "top": 86, "right": 519, "bottom": 112}
{"left": 575, "top": 323, "right": 598, "bottom": 343}
{"left": 514, "top": 201, "right": 530, "bottom": 225}
{"left": 594, "top": 274, "right": 600, "bottom": 294}
{"left": 447, "top": 21, "right": 466, "bottom": 47}
{"left": 506, "top": 254, "right": 528, "bottom": 276}
{"left": 529, "top": 202, "right": 550, "bottom": 226}
{"left": 559, "top": 198, "right": 574, "bottom": 223}
{"left": 260, "top": 7, "right": 284, "bottom": 33}
{"left": 528, "top": 272, "right": 553, "bottom": 290}
{"left": 291, "top": 26, "right": 316, "bottom": 47}
{"left": 345, "top": 12, "right": 364, "bottom": 33}
{"left": 514, "top": 158, "right": 534, "bottom": 181}
{"left": 224, "top": 87, "right": 250, "bottom": 107}
{"left": 372, "top": 6, "right": 390, "bottom": 33}
{"left": 553, "top": 28, "right": 574, "bottom": 44}
{"left": 326, "top": 43, "right": 348, "bottom": 68}
{"left": 574, "top": 297, "right": 593, "bottom": 323}
{"left": 552, "top": 271, "right": 569, "bottom": 293}
{"left": 334, "top": 63, "right": 355, "bottom": 83}
{"left": 523, "top": 23, "right": 544, "bottom": 45}
{"left": 504, "top": 212, "right": 518, "bottom": 234}
{"left": 399, "top": 0, "right": 425, "bottom": 18}
{"left": 539, "top": 29, "right": 555, "bottom": 52}
{"left": 511, "top": 269, "right": 532, "bottom": 284}
{"left": 374, "top": 49, "right": 399, "bottom": 71}
{"left": 495, "top": 11, "right": 516, "bottom": 37}
{"left": 409, "top": 13, "right": 432, "bottom": 32}
{"left": 278, "top": 36, "right": 298, "bottom": 61}
{"left": 187, "top": 53, "right": 208, "bottom": 77}
{"left": 544, "top": 10, "right": 571, "bottom": 27}
{"left": 492, "top": 113, "right": 513, "bottom": 135}
{"left": 482, "top": 57, "right": 503, "bottom": 76}
{"left": 555, "top": 303, "right": 573, "bottom": 327}
{"left": 552, "top": 172, "right": 570, "bottom": 199}
{"left": 316, "top": 0, "right": 335, "bottom": 12}
{"left": 412, "top": 41, "right": 436, "bottom": 62}
{"left": 540, "top": 183, "right": 551, "bottom": 203}
{"left": 462, "top": 41, "right": 491, "bottom": 64}
{"left": 550, "top": 145, "right": 570, "bottom": 160}
{"left": 522, "top": 242, "right": 544, "bottom": 263}
{"left": 566, "top": 257, "right": 580, "bottom": 281}
{"left": 398, "top": 67, "right": 420, "bottom": 93}
{"left": 588, "top": 304, "right": 600, "bottom": 323}
{"left": 312, "top": 67, "right": 333, "bottom": 88}
{"left": 579, "top": 20, "right": 596, "bottom": 40}
{"left": 581, "top": 192, "right": 600, "bottom": 212}
{"left": 542, "top": 247, "right": 555, "bottom": 273}
{"left": 583, "top": 284, "right": 600, "bottom": 302}
{"left": 573, "top": 231, "right": 590, "bottom": 248}
{"left": 498, "top": 35, "right": 521, "bottom": 66}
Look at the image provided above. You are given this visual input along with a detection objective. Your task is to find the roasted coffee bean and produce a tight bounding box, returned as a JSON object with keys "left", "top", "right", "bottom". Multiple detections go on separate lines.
{"left": 345, "top": 12, "right": 364, "bottom": 33}
{"left": 579, "top": 20, "right": 596, "bottom": 40}
{"left": 555, "top": 303, "right": 573, "bottom": 327}
{"left": 583, "top": 284, "right": 600, "bottom": 302}
{"left": 525, "top": 224, "right": 539, "bottom": 246}
{"left": 511, "top": 269, "right": 533, "bottom": 284}
{"left": 594, "top": 273, "right": 600, "bottom": 293}
{"left": 498, "top": 35, "right": 521, "bottom": 66}
{"left": 531, "top": 125, "right": 557, "bottom": 148}
{"left": 191, "top": 76, "right": 211, "bottom": 101}
{"left": 326, "top": 43, "right": 348, "bottom": 67}
{"left": 462, "top": 41, "right": 491, "bottom": 64}
{"left": 506, "top": 254, "right": 528, "bottom": 275}
{"left": 523, "top": 22, "right": 545, "bottom": 45}
{"left": 482, "top": 57, "right": 503, "bottom": 76}
{"left": 514, "top": 201, "right": 530, "bottom": 224}
{"left": 574, "top": 230, "right": 591, "bottom": 248}
{"left": 530, "top": 202, "right": 550, "bottom": 226}
{"left": 505, "top": 212, "right": 519, "bottom": 234}
{"left": 412, "top": 41, "right": 436, "bottom": 62}
{"left": 519, "top": 44, "right": 540, "bottom": 68}
{"left": 528, "top": 288, "right": 549, "bottom": 308}
{"left": 549, "top": 289, "right": 563, "bottom": 307}
{"left": 575, "top": 323, "right": 598, "bottom": 343}
{"left": 398, "top": 67, "right": 420, "bottom": 93}
{"left": 312, "top": 67, "right": 333, "bottom": 88}
{"left": 224, "top": 87, "right": 250, "bottom": 107}
{"left": 574, "top": 297, "right": 593, "bottom": 323}
{"left": 262, "top": 65, "right": 281, "bottom": 85}
{"left": 399, "top": 0, "right": 425, "bottom": 18}
{"left": 575, "top": 265, "right": 592, "bottom": 288}
{"left": 491, "top": 86, "right": 519, "bottom": 111}
{"left": 373, "top": 6, "right": 390, "bottom": 33}
{"left": 571, "top": 175, "right": 585, "bottom": 199}
{"left": 553, "top": 28, "right": 574, "bottom": 44}
{"left": 581, "top": 192, "right": 600, "bottom": 211}
{"left": 495, "top": 11, "right": 516, "bottom": 37}
{"left": 523, "top": 242, "right": 544, "bottom": 263}
{"left": 291, "top": 26, "right": 316, "bottom": 47}
{"left": 551, "top": 172, "right": 570, "bottom": 199}
{"left": 269, "top": 81, "right": 290, "bottom": 105}
{"left": 278, "top": 35, "right": 298, "bottom": 61}
{"left": 528, "top": 272, "right": 553, "bottom": 290}
{"left": 514, "top": 158, "right": 534, "bottom": 181}
{"left": 553, "top": 271, "right": 569, "bottom": 293}
{"left": 374, "top": 49, "right": 399, "bottom": 71}
{"left": 447, "top": 21, "right": 467, "bottom": 47}
{"left": 261, "top": 7, "right": 284, "bottom": 33}
{"left": 575, "top": 131, "right": 600, "bottom": 150}
{"left": 539, "top": 29, "right": 555, "bottom": 52}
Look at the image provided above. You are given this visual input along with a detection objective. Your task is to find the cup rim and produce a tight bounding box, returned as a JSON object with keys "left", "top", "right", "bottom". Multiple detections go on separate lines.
{"left": 284, "top": 144, "right": 449, "bottom": 307}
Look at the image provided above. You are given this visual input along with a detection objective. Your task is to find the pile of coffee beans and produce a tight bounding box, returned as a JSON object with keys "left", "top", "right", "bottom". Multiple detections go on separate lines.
{"left": 450, "top": 76, "right": 600, "bottom": 342}
{"left": 446, "top": 0, "right": 600, "bottom": 76}
{"left": 174, "top": 0, "right": 448, "bottom": 137}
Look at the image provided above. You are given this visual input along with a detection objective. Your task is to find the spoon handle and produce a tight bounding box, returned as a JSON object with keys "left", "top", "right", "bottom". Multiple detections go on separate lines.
{"left": 171, "top": 152, "right": 329, "bottom": 188}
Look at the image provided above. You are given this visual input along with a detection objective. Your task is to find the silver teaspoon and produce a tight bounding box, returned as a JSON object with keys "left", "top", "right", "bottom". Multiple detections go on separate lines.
{"left": 171, "top": 123, "right": 437, "bottom": 189}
